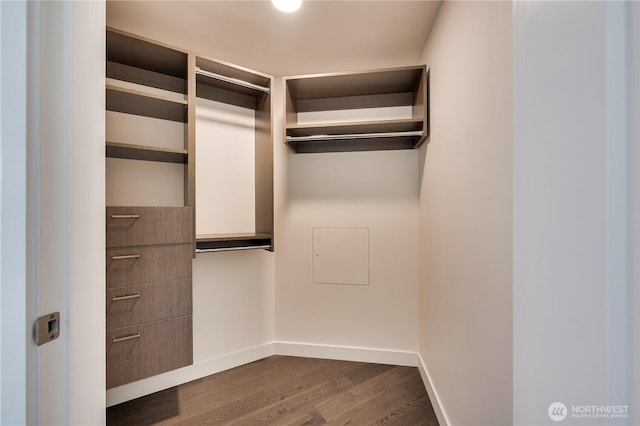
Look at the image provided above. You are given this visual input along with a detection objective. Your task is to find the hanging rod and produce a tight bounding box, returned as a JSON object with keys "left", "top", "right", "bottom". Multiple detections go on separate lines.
{"left": 195, "top": 67, "right": 270, "bottom": 94}
{"left": 286, "top": 130, "right": 423, "bottom": 143}
{"left": 196, "top": 244, "right": 272, "bottom": 253}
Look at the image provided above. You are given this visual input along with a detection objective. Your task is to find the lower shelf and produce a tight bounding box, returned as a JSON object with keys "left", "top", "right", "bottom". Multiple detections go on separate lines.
{"left": 195, "top": 233, "right": 272, "bottom": 253}
{"left": 106, "top": 141, "right": 188, "bottom": 164}
{"left": 286, "top": 135, "right": 422, "bottom": 153}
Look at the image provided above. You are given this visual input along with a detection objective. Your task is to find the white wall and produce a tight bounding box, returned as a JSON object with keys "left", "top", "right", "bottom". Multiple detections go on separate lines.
{"left": 513, "top": 2, "right": 631, "bottom": 424}
{"left": 273, "top": 77, "right": 420, "bottom": 363}
{"left": 193, "top": 250, "right": 274, "bottom": 360}
{"left": 417, "top": 2, "right": 513, "bottom": 425}
{"left": 195, "top": 98, "right": 255, "bottom": 235}
{"left": 106, "top": 108, "right": 186, "bottom": 208}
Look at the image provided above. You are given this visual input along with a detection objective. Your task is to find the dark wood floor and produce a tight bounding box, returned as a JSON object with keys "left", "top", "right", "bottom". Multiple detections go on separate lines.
{"left": 107, "top": 355, "right": 439, "bottom": 425}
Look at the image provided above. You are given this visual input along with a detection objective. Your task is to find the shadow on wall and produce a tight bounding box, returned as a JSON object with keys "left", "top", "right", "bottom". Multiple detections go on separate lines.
{"left": 286, "top": 149, "right": 420, "bottom": 201}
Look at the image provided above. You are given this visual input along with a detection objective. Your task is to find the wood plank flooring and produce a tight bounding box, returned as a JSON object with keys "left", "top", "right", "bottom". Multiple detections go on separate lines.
{"left": 107, "top": 355, "right": 439, "bottom": 426}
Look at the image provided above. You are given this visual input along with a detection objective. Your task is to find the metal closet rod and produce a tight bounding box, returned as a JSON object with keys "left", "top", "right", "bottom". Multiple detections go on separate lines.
{"left": 196, "top": 244, "right": 272, "bottom": 253}
{"left": 286, "top": 130, "right": 423, "bottom": 143}
{"left": 195, "top": 67, "right": 270, "bottom": 94}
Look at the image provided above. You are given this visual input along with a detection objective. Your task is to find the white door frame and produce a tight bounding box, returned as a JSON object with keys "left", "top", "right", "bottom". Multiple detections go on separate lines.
{"left": 1, "top": 1, "right": 105, "bottom": 424}
{"left": 0, "top": 1, "right": 28, "bottom": 424}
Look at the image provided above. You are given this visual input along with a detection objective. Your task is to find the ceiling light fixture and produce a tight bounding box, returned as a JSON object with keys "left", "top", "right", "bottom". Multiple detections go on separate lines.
{"left": 272, "top": 0, "right": 302, "bottom": 13}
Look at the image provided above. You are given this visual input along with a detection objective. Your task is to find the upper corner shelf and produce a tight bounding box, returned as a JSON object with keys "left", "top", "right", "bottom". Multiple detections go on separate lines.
{"left": 107, "top": 28, "right": 187, "bottom": 93}
{"left": 284, "top": 65, "right": 429, "bottom": 153}
{"left": 195, "top": 56, "right": 272, "bottom": 111}
{"left": 106, "top": 28, "right": 189, "bottom": 122}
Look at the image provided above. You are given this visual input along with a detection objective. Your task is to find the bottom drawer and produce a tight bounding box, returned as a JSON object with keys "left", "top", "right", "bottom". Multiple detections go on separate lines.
{"left": 106, "top": 315, "right": 192, "bottom": 389}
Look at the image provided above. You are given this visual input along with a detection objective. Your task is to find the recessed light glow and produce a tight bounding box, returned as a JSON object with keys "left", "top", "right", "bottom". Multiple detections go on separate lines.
{"left": 272, "top": 0, "right": 302, "bottom": 13}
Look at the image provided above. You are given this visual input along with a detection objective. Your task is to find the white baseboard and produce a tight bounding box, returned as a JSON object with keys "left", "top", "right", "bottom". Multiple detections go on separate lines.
{"left": 106, "top": 342, "right": 275, "bottom": 407}
{"left": 274, "top": 341, "right": 419, "bottom": 367}
{"left": 417, "top": 353, "right": 450, "bottom": 426}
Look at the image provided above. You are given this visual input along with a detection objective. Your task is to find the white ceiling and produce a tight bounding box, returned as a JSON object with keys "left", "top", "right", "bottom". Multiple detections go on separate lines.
{"left": 107, "top": 0, "right": 441, "bottom": 77}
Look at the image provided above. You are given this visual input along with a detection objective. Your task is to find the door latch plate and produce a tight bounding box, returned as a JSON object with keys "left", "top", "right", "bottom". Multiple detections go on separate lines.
{"left": 34, "top": 312, "right": 60, "bottom": 346}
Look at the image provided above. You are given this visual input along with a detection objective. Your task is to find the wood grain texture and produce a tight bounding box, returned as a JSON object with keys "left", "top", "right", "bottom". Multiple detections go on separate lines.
{"left": 105, "top": 142, "right": 188, "bottom": 164}
{"left": 106, "top": 315, "right": 193, "bottom": 389}
{"left": 285, "top": 66, "right": 424, "bottom": 100}
{"left": 107, "top": 61, "right": 186, "bottom": 95}
{"left": 284, "top": 65, "right": 428, "bottom": 154}
{"left": 106, "top": 85, "right": 188, "bottom": 123}
{"left": 255, "top": 89, "right": 274, "bottom": 243}
{"left": 196, "top": 56, "right": 271, "bottom": 93}
{"left": 106, "top": 207, "right": 194, "bottom": 248}
{"left": 412, "top": 67, "right": 429, "bottom": 148}
{"left": 195, "top": 82, "right": 257, "bottom": 110}
{"left": 296, "top": 92, "right": 413, "bottom": 113}
{"left": 107, "top": 28, "right": 187, "bottom": 79}
{"left": 287, "top": 136, "right": 419, "bottom": 154}
{"left": 106, "top": 279, "right": 192, "bottom": 330}
{"left": 286, "top": 118, "right": 424, "bottom": 138}
{"left": 106, "top": 356, "right": 438, "bottom": 425}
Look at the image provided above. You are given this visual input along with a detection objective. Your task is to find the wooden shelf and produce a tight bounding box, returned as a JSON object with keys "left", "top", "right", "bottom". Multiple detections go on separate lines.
{"left": 286, "top": 67, "right": 424, "bottom": 99}
{"left": 106, "top": 84, "right": 187, "bottom": 122}
{"left": 195, "top": 233, "right": 272, "bottom": 252}
{"left": 108, "top": 61, "right": 186, "bottom": 95}
{"left": 286, "top": 135, "right": 421, "bottom": 154}
{"left": 107, "top": 28, "right": 187, "bottom": 80}
{"left": 195, "top": 56, "right": 271, "bottom": 110}
{"left": 286, "top": 118, "right": 424, "bottom": 137}
{"left": 106, "top": 141, "right": 188, "bottom": 164}
{"left": 285, "top": 65, "right": 429, "bottom": 153}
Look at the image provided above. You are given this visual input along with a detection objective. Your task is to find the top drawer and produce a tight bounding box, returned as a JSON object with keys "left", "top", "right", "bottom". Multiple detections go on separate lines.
{"left": 107, "top": 206, "right": 193, "bottom": 248}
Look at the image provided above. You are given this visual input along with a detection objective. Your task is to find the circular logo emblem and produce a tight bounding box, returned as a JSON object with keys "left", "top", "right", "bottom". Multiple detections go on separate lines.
{"left": 548, "top": 402, "right": 568, "bottom": 422}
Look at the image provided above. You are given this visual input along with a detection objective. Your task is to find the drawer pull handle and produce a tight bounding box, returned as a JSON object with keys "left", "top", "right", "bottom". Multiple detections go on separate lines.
{"left": 111, "top": 214, "right": 140, "bottom": 219}
{"left": 111, "top": 293, "right": 140, "bottom": 301}
{"left": 112, "top": 333, "right": 140, "bottom": 343}
{"left": 111, "top": 254, "right": 141, "bottom": 260}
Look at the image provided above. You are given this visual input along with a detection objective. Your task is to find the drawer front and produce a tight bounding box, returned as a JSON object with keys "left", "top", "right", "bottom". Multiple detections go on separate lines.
{"left": 107, "top": 244, "right": 192, "bottom": 288}
{"left": 106, "top": 206, "right": 194, "bottom": 247}
{"left": 106, "top": 315, "right": 193, "bottom": 389}
{"left": 106, "top": 280, "right": 192, "bottom": 330}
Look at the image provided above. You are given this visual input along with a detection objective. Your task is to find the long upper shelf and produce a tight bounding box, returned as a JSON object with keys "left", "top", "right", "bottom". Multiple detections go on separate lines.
{"left": 284, "top": 65, "right": 429, "bottom": 153}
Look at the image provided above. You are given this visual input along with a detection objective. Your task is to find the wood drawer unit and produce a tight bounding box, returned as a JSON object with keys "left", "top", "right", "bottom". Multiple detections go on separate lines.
{"left": 105, "top": 205, "right": 193, "bottom": 389}
{"left": 107, "top": 243, "right": 192, "bottom": 288}
{"left": 107, "top": 279, "right": 192, "bottom": 330}
{"left": 106, "top": 315, "right": 193, "bottom": 389}
{"left": 106, "top": 206, "right": 194, "bottom": 248}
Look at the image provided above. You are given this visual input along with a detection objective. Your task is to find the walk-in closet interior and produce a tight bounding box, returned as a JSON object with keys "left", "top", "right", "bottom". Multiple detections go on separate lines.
{"left": 104, "top": 0, "right": 439, "bottom": 410}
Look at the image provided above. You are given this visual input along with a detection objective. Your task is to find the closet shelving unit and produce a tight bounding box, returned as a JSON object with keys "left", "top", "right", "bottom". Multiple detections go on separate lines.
{"left": 194, "top": 56, "right": 274, "bottom": 253}
{"left": 284, "top": 65, "right": 429, "bottom": 153}
{"left": 105, "top": 27, "right": 276, "bottom": 387}
{"left": 105, "top": 28, "right": 194, "bottom": 389}
{"left": 106, "top": 30, "right": 190, "bottom": 164}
